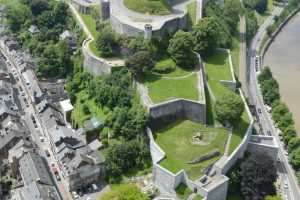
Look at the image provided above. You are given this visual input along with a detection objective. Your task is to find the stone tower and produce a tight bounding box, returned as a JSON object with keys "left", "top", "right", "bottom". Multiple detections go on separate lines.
{"left": 144, "top": 24, "right": 152, "bottom": 40}
{"left": 100, "top": 0, "right": 110, "bottom": 20}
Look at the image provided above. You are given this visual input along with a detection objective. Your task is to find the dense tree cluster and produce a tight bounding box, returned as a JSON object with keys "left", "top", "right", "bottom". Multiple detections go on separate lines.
{"left": 167, "top": 30, "right": 196, "bottom": 67}
{"left": 125, "top": 51, "right": 154, "bottom": 78}
{"left": 104, "top": 139, "right": 150, "bottom": 183}
{"left": 227, "top": 153, "right": 278, "bottom": 200}
{"left": 258, "top": 67, "right": 300, "bottom": 177}
{"left": 244, "top": 0, "right": 268, "bottom": 14}
{"left": 66, "top": 68, "right": 150, "bottom": 183}
{"left": 258, "top": 67, "right": 280, "bottom": 105}
{"left": 215, "top": 93, "right": 245, "bottom": 124}
{"left": 5, "top": 0, "right": 79, "bottom": 78}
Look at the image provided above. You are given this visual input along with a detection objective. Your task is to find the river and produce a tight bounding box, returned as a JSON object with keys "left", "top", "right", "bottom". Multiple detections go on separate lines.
{"left": 264, "top": 12, "right": 300, "bottom": 134}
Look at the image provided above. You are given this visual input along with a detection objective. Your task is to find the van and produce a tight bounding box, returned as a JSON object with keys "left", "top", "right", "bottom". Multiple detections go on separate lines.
{"left": 92, "top": 184, "right": 98, "bottom": 191}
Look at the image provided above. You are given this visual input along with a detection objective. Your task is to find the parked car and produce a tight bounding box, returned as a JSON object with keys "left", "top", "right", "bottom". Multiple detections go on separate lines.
{"left": 45, "top": 149, "right": 50, "bottom": 157}
{"left": 92, "top": 184, "right": 98, "bottom": 191}
{"left": 72, "top": 191, "right": 79, "bottom": 199}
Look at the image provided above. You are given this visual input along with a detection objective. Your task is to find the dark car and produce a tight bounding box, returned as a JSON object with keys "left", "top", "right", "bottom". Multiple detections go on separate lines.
{"left": 45, "top": 149, "right": 50, "bottom": 157}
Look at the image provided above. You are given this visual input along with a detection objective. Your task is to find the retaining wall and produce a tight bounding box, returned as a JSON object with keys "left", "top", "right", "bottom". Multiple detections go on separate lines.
{"left": 110, "top": 10, "right": 187, "bottom": 38}
{"left": 82, "top": 39, "right": 113, "bottom": 75}
{"left": 149, "top": 99, "right": 206, "bottom": 130}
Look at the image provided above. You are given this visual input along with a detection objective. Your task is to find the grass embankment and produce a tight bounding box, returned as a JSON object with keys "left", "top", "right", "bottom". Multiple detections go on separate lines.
{"left": 71, "top": 89, "right": 107, "bottom": 127}
{"left": 141, "top": 58, "right": 200, "bottom": 103}
{"left": 204, "top": 50, "right": 250, "bottom": 155}
{"left": 155, "top": 120, "right": 228, "bottom": 180}
{"left": 123, "top": 0, "right": 171, "bottom": 15}
{"left": 187, "top": 0, "right": 197, "bottom": 28}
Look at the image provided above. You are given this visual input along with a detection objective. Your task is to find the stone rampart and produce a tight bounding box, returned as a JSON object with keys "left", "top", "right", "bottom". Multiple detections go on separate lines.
{"left": 149, "top": 99, "right": 206, "bottom": 130}
{"left": 82, "top": 39, "right": 113, "bottom": 75}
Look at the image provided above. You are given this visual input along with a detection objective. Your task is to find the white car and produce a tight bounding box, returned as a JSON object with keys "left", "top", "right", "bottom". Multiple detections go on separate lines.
{"left": 283, "top": 181, "right": 289, "bottom": 189}
{"left": 72, "top": 191, "right": 79, "bottom": 199}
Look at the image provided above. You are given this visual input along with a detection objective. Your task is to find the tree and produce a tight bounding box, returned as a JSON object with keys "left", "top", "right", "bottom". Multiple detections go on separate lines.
{"left": 125, "top": 51, "right": 154, "bottom": 78}
{"left": 258, "top": 67, "right": 273, "bottom": 83}
{"left": 288, "top": 137, "right": 300, "bottom": 152}
{"left": 244, "top": 0, "right": 268, "bottom": 14}
{"left": 241, "top": 153, "right": 277, "bottom": 200}
{"left": 167, "top": 30, "right": 196, "bottom": 67}
{"left": 29, "top": 0, "right": 49, "bottom": 16}
{"left": 245, "top": 11, "right": 258, "bottom": 42}
{"left": 261, "top": 78, "right": 280, "bottom": 105}
{"left": 105, "top": 106, "right": 148, "bottom": 140}
{"left": 104, "top": 139, "right": 150, "bottom": 183}
{"left": 271, "top": 101, "right": 289, "bottom": 123}
{"left": 95, "top": 27, "right": 116, "bottom": 57}
{"left": 282, "top": 125, "right": 297, "bottom": 144}
{"left": 100, "top": 184, "right": 149, "bottom": 200}
{"left": 6, "top": 1, "right": 32, "bottom": 32}
{"left": 290, "top": 146, "right": 300, "bottom": 170}
{"left": 215, "top": 93, "right": 245, "bottom": 124}
{"left": 193, "top": 17, "right": 222, "bottom": 55}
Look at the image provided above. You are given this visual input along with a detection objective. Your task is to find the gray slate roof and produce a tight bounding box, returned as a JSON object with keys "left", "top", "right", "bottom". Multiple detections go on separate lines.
{"left": 19, "top": 151, "right": 53, "bottom": 186}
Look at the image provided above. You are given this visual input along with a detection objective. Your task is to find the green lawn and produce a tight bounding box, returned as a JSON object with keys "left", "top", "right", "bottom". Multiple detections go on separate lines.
{"left": 123, "top": 0, "right": 171, "bottom": 15}
{"left": 176, "top": 183, "right": 192, "bottom": 200}
{"left": 187, "top": 1, "right": 197, "bottom": 28}
{"left": 155, "top": 120, "right": 228, "bottom": 180}
{"left": 142, "top": 64, "right": 199, "bottom": 103}
{"left": 204, "top": 50, "right": 233, "bottom": 99}
{"left": 71, "top": 90, "right": 107, "bottom": 127}
{"left": 80, "top": 13, "right": 98, "bottom": 38}
{"left": 89, "top": 40, "right": 101, "bottom": 57}
{"left": 204, "top": 50, "right": 250, "bottom": 155}
{"left": 142, "top": 72, "right": 198, "bottom": 103}
{"left": 193, "top": 195, "right": 204, "bottom": 200}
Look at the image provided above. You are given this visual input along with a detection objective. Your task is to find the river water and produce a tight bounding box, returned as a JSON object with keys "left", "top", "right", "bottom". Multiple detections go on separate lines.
{"left": 264, "top": 12, "right": 300, "bottom": 134}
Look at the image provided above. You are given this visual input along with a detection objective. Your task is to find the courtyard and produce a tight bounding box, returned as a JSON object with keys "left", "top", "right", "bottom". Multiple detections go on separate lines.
{"left": 154, "top": 120, "right": 228, "bottom": 180}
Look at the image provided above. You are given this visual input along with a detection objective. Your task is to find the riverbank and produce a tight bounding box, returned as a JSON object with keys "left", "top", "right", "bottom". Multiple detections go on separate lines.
{"left": 260, "top": 6, "right": 300, "bottom": 57}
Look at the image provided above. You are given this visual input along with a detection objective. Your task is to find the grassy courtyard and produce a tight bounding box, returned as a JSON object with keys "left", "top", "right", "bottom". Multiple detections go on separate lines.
{"left": 155, "top": 120, "right": 228, "bottom": 180}
{"left": 123, "top": 0, "right": 171, "bottom": 15}
{"left": 141, "top": 62, "right": 199, "bottom": 103}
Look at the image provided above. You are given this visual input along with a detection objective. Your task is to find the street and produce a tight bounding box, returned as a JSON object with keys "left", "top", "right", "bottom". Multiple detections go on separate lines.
{"left": 247, "top": 6, "right": 300, "bottom": 200}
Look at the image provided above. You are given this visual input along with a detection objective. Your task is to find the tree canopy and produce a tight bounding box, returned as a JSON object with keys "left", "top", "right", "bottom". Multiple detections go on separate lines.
{"left": 215, "top": 93, "right": 245, "bottom": 124}
{"left": 125, "top": 50, "right": 154, "bottom": 78}
{"left": 241, "top": 153, "right": 277, "bottom": 200}
{"left": 193, "top": 17, "right": 222, "bottom": 56}
{"left": 167, "top": 30, "right": 196, "bottom": 67}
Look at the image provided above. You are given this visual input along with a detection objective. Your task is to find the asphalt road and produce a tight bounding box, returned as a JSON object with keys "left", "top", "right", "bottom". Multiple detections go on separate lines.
{"left": 247, "top": 6, "right": 300, "bottom": 200}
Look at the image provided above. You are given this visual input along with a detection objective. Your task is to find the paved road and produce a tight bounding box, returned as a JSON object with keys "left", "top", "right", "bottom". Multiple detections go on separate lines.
{"left": 247, "top": 6, "right": 300, "bottom": 200}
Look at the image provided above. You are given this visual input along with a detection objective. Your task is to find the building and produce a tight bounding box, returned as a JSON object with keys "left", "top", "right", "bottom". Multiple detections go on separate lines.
{"left": 8, "top": 139, "right": 35, "bottom": 178}
{"left": 11, "top": 151, "right": 61, "bottom": 200}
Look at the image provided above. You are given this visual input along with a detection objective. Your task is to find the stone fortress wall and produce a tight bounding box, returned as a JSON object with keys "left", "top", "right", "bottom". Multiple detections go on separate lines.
{"left": 147, "top": 50, "right": 257, "bottom": 200}
{"left": 82, "top": 39, "right": 113, "bottom": 75}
